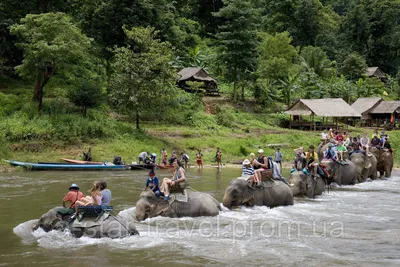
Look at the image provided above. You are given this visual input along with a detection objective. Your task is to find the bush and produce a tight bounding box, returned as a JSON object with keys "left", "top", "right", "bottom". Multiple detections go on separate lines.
{"left": 215, "top": 105, "right": 236, "bottom": 127}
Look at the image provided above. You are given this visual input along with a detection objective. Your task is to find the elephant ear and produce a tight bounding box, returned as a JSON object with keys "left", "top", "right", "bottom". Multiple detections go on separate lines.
{"left": 364, "top": 155, "right": 372, "bottom": 169}
{"left": 242, "top": 188, "right": 254, "bottom": 206}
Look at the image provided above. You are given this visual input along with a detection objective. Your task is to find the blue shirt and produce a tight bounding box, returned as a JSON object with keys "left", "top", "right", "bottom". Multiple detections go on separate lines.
{"left": 101, "top": 189, "right": 111, "bottom": 206}
{"left": 275, "top": 151, "right": 282, "bottom": 161}
{"left": 242, "top": 164, "right": 255, "bottom": 176}
{"left": 146, "top": 176, "right": 160, "bottom": 192}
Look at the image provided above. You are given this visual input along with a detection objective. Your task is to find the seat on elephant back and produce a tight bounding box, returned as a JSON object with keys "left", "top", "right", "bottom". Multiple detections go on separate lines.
{"left": 260, "top": 169, "right": 273, "bottom": 181}
{"left": 76, "top": 205, "right": 113, "bottom": 222}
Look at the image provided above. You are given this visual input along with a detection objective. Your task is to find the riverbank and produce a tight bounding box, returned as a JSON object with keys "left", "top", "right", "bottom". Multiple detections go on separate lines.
{"left": 2, "top": 122, "right": 400, "bottom": 172}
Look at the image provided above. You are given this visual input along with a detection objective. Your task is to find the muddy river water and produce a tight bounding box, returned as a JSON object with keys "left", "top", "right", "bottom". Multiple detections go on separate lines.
{"left": 1, "top": 168, "right": 399, "bottom": 266}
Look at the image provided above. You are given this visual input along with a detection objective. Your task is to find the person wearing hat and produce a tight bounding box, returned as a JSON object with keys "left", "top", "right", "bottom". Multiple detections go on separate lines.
{"left": 323, "top": 143, "right": 337, "bottom": 161}
{"left": 145, "top": 170, "right": 161, "bottom": 197}
{"left": 256, "top": 149, "right": 271, "bottom": 170}
{"left": 62, "top": 183, "right": 85, "bottom": 209}
{"left": 242, "top": 159, "right": 260, "bottom": 186}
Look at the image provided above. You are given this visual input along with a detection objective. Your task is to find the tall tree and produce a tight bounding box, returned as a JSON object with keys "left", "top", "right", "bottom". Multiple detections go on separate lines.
{"left": 10, "top": 12, "right": 98, "bottom": 111}
{"left": 109, "top": 26, "right": 177, "bottom": 129}
{"left": 299, "top": 46, "right": 336, "bottom": 78}
{"left": 214, "top": 0, "right": 259, "bottom": 102}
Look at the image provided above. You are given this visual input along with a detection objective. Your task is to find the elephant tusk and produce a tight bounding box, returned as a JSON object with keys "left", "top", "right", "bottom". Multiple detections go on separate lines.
{"left": 289, "top": 183, "right": 295, "bottom": 187}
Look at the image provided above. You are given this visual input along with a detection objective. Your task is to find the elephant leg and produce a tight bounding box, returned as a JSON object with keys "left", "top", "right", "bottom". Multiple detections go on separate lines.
{"left": 384, "top": 166, "right": 391, "bottom": 178}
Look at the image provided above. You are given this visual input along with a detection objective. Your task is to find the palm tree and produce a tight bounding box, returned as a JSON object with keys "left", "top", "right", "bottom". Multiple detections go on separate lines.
{"left": 299, "top": 46, "right": 336, "bottom": 78}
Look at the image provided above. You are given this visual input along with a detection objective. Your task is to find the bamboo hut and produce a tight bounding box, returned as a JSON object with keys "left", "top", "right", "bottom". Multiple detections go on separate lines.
{"left": 368, "top": 101, "right": 400, "bottom": 129}
{"left": 351, "top": 97, "right": 382, "bottom": 126}
{"left": 177, "top": 67, "right": 219, "bottom": 95}
{"left": 285, "top": 98, "right": 361, "bottom": 130}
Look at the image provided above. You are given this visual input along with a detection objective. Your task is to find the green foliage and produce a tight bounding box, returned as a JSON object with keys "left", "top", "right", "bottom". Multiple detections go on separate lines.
{"left": 214, "top": 0, "right": 259, "bottom": 101}
{"left": 109, "top": 26, "right": 177, "bottom": 129}
{"left": 215, "top": 105, "right": 236, "bottom": 127}
{"left": 10, "top": 12, "right": 101, "bottom": 110}
{"left": 340, "top": 53, "right": 367, "bottom": 80}
{"left": 300, "top": 46, "right": 336, "bottom": 78}
{"left": 68, "top": 80, "right": 103, "bottom": 116}
{"left": 0, "top": 92, "right": 22, "bottom": 116}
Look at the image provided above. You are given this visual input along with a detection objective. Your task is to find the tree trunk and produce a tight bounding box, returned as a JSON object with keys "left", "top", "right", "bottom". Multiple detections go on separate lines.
{"left": 136, "top": 110, "right": 140, "bottom": 129}
{"left": 233, "top": 82, "right": 237, "bottom": 102}
{"left": 241, "top": 81, "right": 245, "bottom": 101}
{"left": 34, "top": 74, "right": 43, "bottom": 111}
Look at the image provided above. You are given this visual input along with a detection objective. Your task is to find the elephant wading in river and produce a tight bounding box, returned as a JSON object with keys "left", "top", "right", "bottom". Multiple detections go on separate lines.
{"left": 135, "top": 190, "right": 221, "bottom": 221}
{"left": 320, "top": 159, "right": 357, "bottom": 185}
{"left": 32, "top": 207, "right": 139, "bottom": 238}
{"left": 222, "top": 178, "right": 293, "bottom": 209}
{"left": 350, "top": 152, "right": 377, "bottom": 182}
{"left": 288, "top": 171, "right": 325, "bottom": 198}
{"left": 370, "top": 147, "right": 394, "bottom": 178}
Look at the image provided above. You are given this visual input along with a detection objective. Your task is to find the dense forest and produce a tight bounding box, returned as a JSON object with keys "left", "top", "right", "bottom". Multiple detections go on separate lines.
{"left": 1, "top": 0, "right": 400, "bottom": 130}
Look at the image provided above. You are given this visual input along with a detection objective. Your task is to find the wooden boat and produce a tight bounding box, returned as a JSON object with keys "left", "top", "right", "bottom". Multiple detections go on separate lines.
{"left": 5, "top": 160, "right": 128, "bottom": 171}
{"left": 128, "top": 164, "right": 155, "bottom": 170}
{"left": 61, "top": 158, "right": 103, "bottom": 164}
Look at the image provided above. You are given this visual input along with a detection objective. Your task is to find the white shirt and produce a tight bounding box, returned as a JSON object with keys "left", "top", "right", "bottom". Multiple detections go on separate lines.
{"left": 139, "top": 152, "right": 147, "bottom": 159}
{"left": 321, "top": 133, "right": 327, "bottom": 139}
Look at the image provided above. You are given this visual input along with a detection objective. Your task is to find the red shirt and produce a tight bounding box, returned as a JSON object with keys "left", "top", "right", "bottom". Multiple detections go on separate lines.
{"left": 63, "top": 190, "right": 85, "bottom": 208}
{"left": 335, "top": 134, "right": 344, "bottom": 142}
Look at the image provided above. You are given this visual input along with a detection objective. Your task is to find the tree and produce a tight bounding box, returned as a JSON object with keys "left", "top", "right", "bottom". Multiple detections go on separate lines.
{"left": 214, "top": 0, "right": 259, "bottom": 102}
{"left": 299, "top": 46, "right": 336, "bottom": 78}
{"left": 257, "top": 31, "right": 299, "bottom": 81}
{"left": 68, "top": 80, "right": 103, "bottom": 117}
{"left": 10, "top": 12, "right": 97, "bottom": 111}
{"left": 340, "top": 53, "right": 367, "bottom": 81}
{"left": 109, "top": 26, "right": 177, "bottom": 129}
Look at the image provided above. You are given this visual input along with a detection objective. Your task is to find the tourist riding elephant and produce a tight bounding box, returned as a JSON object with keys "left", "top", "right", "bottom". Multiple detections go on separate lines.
{"left": 320, "top": 159, "right": 357, "bottom": 185}
{"left": 222, "top": 178, "right": 293, "bottom": 209}
{"left": 370, "top": 147, "right": 394, "bottom": 178}
{"left": 288, "top": 171, "right": 325, "bottom": 198}
{"left": 32, "top": 207, "right": 139, "bottom": 238}
{"left": 317, "top": 143, "right": 349, "bottom": 161}
{"left": 135, "top": 190, "right": 221, "bottom": 221}
{"left": 349, "top": 152, "right": 377, "bottom": 182}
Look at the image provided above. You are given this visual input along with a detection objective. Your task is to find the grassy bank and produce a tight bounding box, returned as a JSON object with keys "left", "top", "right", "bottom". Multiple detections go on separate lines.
{"left": 1, "top": 82, "right": 399, "bottom": 170}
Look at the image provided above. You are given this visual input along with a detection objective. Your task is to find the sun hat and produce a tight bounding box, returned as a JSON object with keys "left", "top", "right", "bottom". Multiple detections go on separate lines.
{"left": 257, "top": 149, "right": 264, "bottom": 154}
{"left": 294, "top": 146, "right": 304, "bottom": 153}
{"left": 243, "top": 159, "right": 251, "bottom": 165}
{"left": 69, "top": 183, "right": 79, "bottom": 190}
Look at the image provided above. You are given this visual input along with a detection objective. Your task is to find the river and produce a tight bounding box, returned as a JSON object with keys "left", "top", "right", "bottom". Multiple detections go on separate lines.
{"left": 1, "top": 168, "right": 400, "bottom": 266}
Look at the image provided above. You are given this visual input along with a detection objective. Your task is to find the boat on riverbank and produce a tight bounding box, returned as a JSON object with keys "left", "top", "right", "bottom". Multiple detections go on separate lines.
{"left": 4, "top": 160, "right": 128, "bottom": 171}
{"left": 60, "top": 158, "right": 103, "bottom": 164}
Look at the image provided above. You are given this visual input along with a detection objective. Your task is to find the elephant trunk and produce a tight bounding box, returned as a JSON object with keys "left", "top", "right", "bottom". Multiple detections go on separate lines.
{"left": 222, "top": 192, "right": 233, "bottom": 210}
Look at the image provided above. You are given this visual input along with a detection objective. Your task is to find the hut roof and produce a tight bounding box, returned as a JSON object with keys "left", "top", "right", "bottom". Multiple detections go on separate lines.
{"left": 285, "top": 98, "right": 361, "bottom": 117}
{"left": 178, "top": 67, "right": 217, "bottom": 83}
{"left": 351, "top": 97, "right": 382, "bottom": 115}
{"left": 365, "top": 67, "right": 385, "bottom": 78}
{"left": 369, "top": 101, "right": 400, "bottom": 114}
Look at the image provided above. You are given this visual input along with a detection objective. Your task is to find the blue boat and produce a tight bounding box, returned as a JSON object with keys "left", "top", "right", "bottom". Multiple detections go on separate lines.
{"left": 4, "top": 160, "right": 128, "bottom": 171}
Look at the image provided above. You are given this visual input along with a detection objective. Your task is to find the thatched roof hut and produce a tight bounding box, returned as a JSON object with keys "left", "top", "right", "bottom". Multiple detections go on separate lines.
{"left": 351, "top": 97, "right": 382, "bottom": 120}
{"left": 369, "top": 101, "right": 400, "bottom": 114}
{"left": 177, "top": 67, "right": 219, "bottom": 95}
{"left": 365, "top": 67, "right": 385, "bottom": 79}
{"left": 285, "top": 98, "right": 361, "bottom": 117}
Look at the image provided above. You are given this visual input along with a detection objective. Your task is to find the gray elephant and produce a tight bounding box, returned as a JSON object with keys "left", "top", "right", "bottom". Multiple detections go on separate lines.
{"left": 135, "top": 190, "right": 221, "bottom": 221}
{"left": 370, "top": 147, "right": 394, "bottom": 178}
{"left": 32, "top": 207, "right": 139, "bottom": 238}
{"left": 288, "top": 171, "right": 325, "bottom": 198}
{"left": 320, "top": 159, "right": 357, "bottom": 185}
{"left": 349, "top": 152, "right": 377, "bottom": 182}
{"left": 222, "top": 178, "right": 293, "bottom": 209}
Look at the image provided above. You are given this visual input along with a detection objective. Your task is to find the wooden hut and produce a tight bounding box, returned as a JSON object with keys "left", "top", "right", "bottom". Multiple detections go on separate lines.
{"left": 365, "top": 67, "right": 385, "bottom": 79}
{"left": 368, "top": 101, "right": 400, "bottom": 129}
{"left": 177, "top": 67, "right": 219, "bottom": 95}
{"left": 351, "top": 97, "right": 382, "bottom": 126}
{"left": 285, "top": 98, "right": 361, "bottom": 130}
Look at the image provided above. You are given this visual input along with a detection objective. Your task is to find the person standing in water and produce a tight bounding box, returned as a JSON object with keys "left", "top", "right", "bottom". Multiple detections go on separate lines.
{"left": 216, "top": 147, "right": 223, "bottom": 169}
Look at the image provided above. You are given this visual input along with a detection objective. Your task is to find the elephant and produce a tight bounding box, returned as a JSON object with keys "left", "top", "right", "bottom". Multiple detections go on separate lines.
{"left": 349, "top": 152, "right": 377, "bottom": 182}
{"left": 135, "top": 190, "right": 221, "bottom": 221}
{"left": 288, "top": 171, "right": 325, "bottom": 198}
{"left": 370, "top": 147, "right": 394, "bottom": 178}
{"left": 32, "top": 207, "right": 139, "bottom": 238}
{"left": 222, "top": 178, "right": 293, "bottom": 209}
{"left": 320, "top": 159, "right": 358, "bottom": 185}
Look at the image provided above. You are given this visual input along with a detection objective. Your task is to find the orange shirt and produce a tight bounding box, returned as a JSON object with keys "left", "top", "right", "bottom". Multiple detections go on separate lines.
{"left": 63, "top": 190, "right": 85, "bottom": 208}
